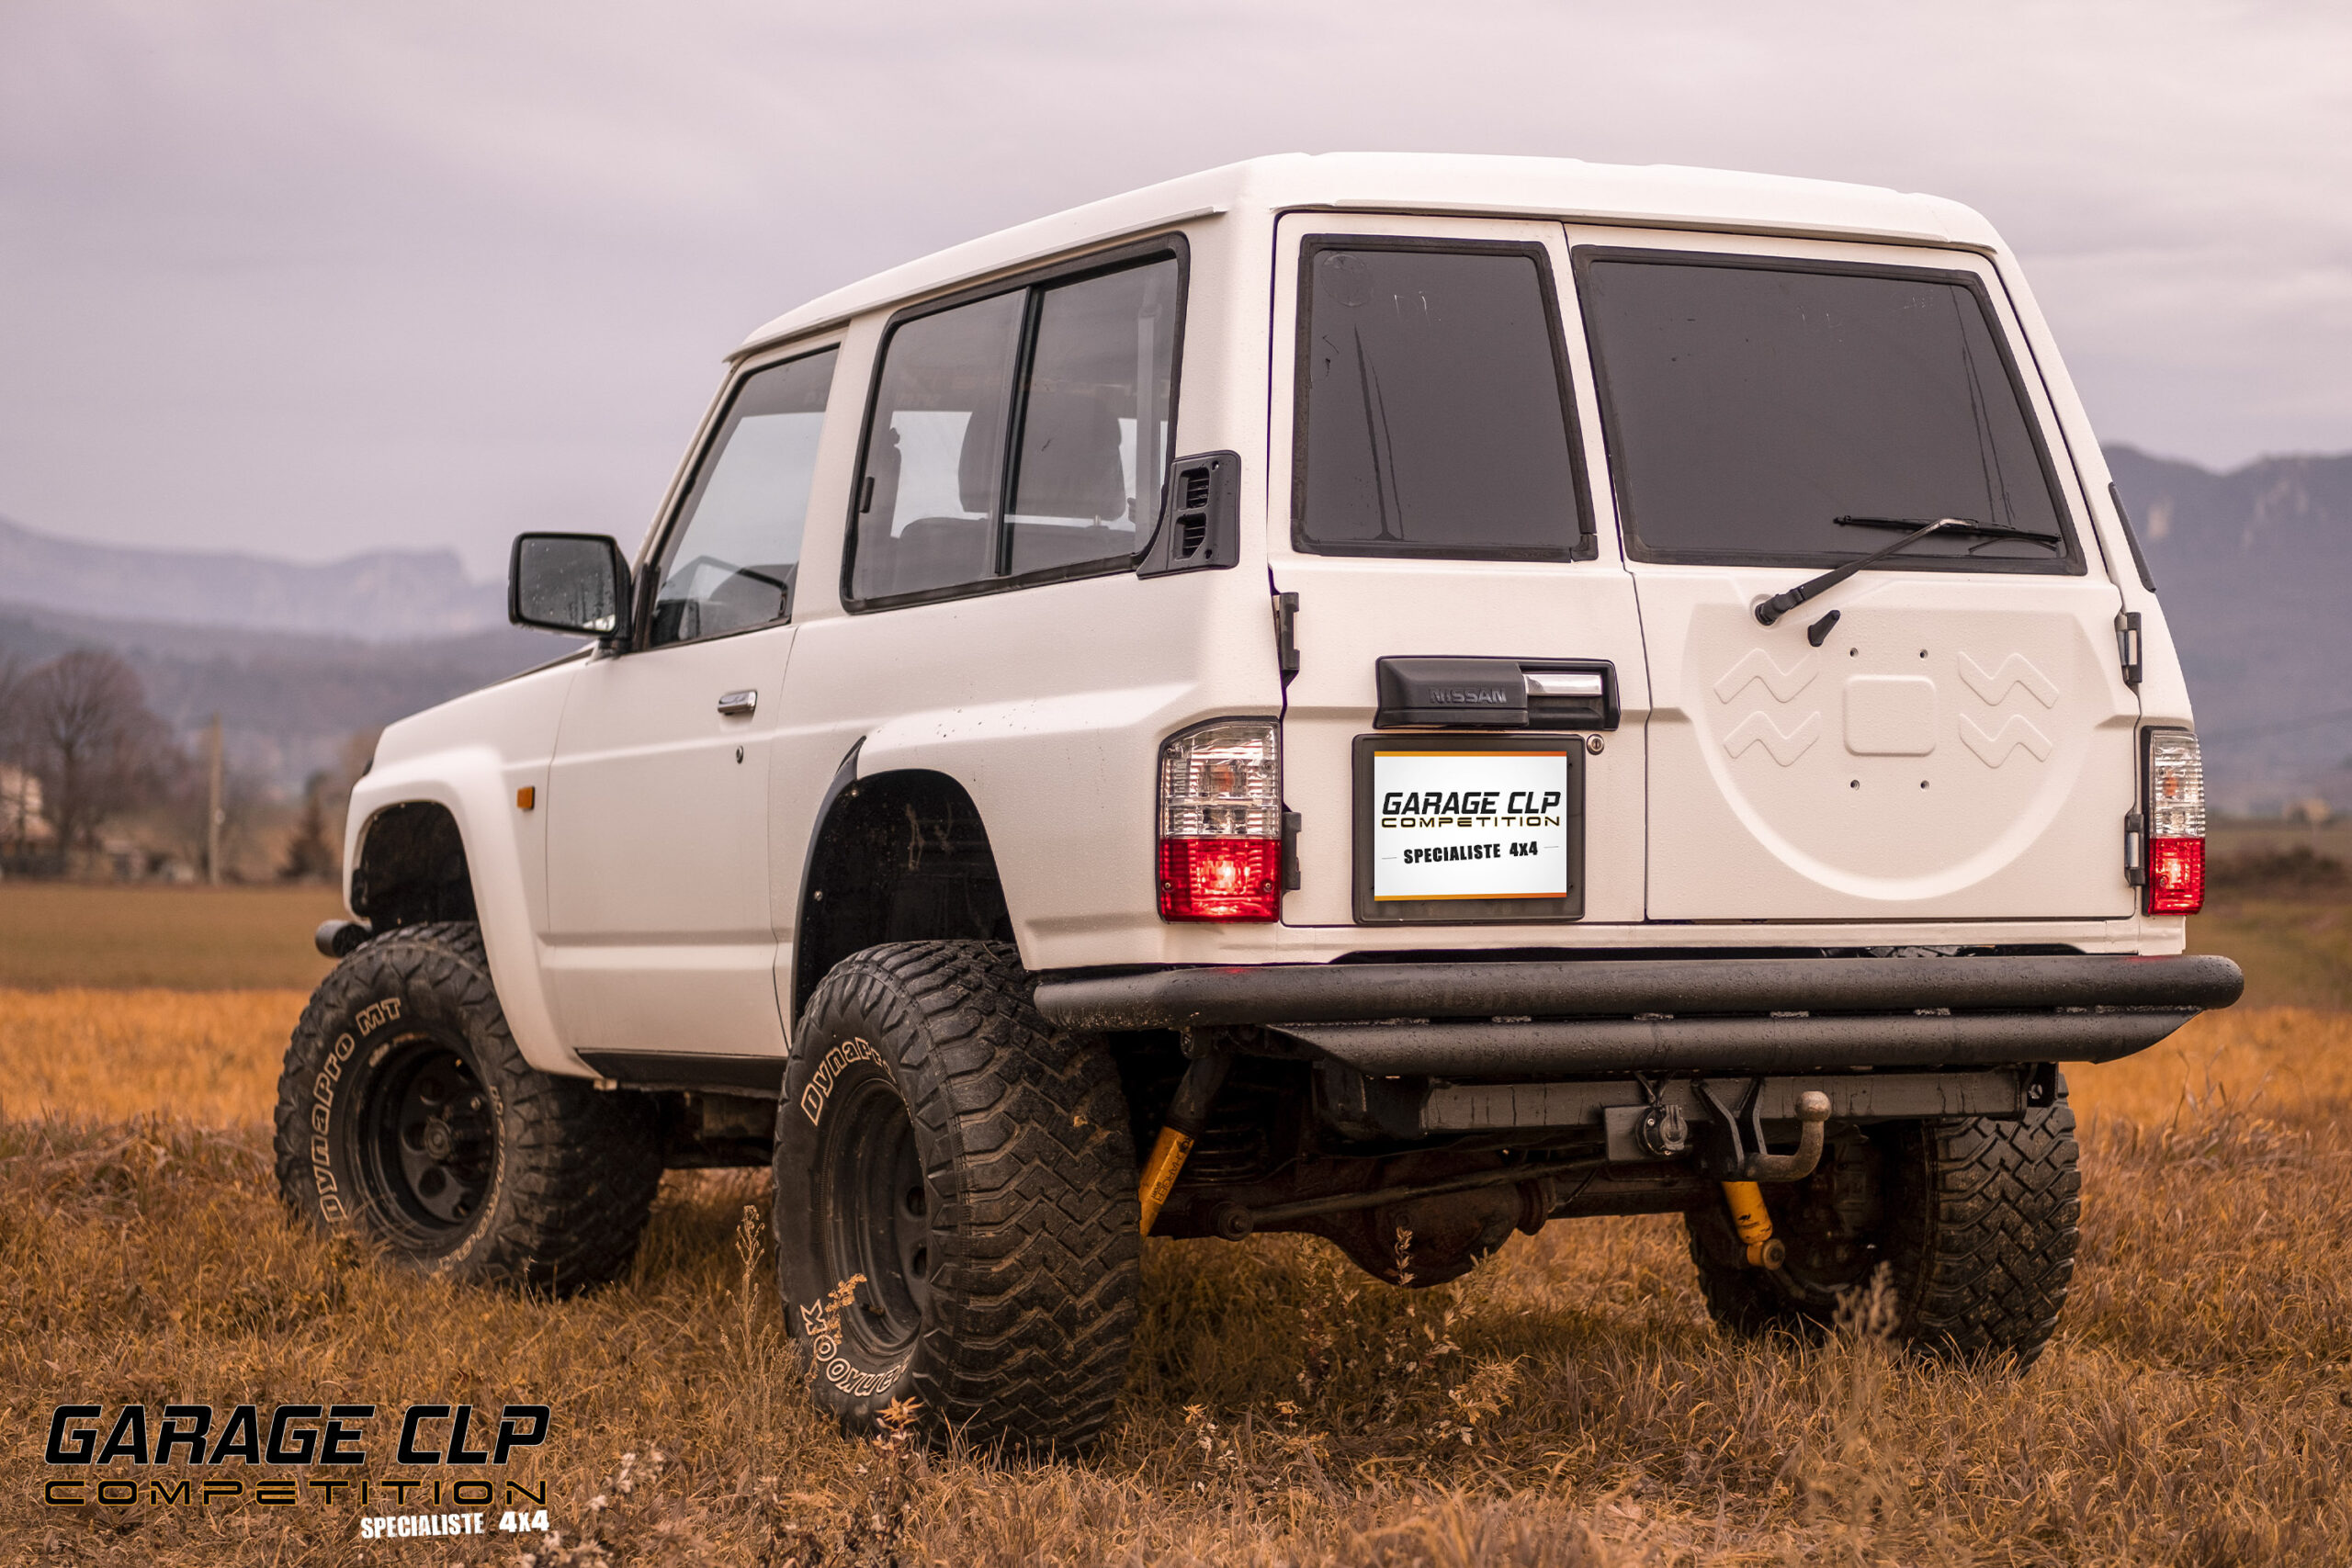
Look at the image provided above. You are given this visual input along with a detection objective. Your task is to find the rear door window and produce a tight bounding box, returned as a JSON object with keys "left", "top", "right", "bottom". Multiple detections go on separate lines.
{"left": 849, "top": 248, "right": 1182, "bottom": 607}
{"left": 1577, "top": 254, "right": 2075, "bottom": 570}
{"left": 1294, "top": 241, "right": 1589, "bottom": 559}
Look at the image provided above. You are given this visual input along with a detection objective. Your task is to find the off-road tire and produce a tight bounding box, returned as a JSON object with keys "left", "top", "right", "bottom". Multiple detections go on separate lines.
{"left": 773, "top": 941, "right": 1139, "bottom": 1451}
{"left": 1686, "top": 1085, "right": 2080, "bottom": 1367}
{"left": 272, "top": 920, "right": 662, "bottom": 1294}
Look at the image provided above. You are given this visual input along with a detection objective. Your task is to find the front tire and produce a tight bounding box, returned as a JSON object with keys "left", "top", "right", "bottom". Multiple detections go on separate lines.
{"left": 272, "top": 920, "right": 662, "bottom": 1294}
{"left": 773, "top": 941, "right": 1140, "bottom": 1450}
{"left": 1687, "top": 1084, "right": 2081, "bottom": 1367}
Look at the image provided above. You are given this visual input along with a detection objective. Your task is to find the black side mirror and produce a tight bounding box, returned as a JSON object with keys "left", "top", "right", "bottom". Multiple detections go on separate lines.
{"left": 509, "top": 533, "right": 630, "bottom": 642}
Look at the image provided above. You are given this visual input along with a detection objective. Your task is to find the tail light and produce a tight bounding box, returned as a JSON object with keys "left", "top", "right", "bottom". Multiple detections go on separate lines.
{"left": 2143, "top": 728, "right": 2205, "bottom": 915}
{"left": 1158, "top": 719, "right": 1281, "bottom": 921}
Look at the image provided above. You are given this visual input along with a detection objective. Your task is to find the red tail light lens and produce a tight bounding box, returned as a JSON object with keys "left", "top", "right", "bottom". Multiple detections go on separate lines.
{"left": 1158, "top": 838, "right": 1282, "bottom": 921}
{"left": 1158, "top": 719, "right": 1281, "bottom": 922}
{"left": 2143, "top": 729, "right": 2206, "bottom": 916}
{"left": 2147, "top": 837, "right": 2204, "bottom": 915}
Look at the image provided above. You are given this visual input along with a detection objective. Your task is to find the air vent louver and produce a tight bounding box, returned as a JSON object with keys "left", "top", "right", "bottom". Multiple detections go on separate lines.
{"left": 1136, "top": 450, "right": 1241, "bottom": 578}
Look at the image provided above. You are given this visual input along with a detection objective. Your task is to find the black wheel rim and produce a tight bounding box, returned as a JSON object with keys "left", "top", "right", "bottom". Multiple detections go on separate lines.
{"left": 354, "top": 1038, "right": 498, "bottom": 1248}
{"left": 818, "top": 1075, "right": 931, "bottom": 1357}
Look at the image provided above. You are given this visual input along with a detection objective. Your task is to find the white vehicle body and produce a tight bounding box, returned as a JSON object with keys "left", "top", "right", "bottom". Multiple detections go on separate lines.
{"left": 345, "top": 152, "right": 2201, "bottom": 1086}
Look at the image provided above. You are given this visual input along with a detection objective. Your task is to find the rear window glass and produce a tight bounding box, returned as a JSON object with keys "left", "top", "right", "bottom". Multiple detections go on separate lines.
{"left": 1295, "top": 243, "right": 1586, "bottom": 558}
{"left": 850, "top": 254, "right": 1180, "bottom": 605}
{"left": 1579, "top": 256, "right": 2072, "bottom": 569}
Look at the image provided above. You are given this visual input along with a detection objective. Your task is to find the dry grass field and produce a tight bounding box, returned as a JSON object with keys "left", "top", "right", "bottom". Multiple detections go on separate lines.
{"left": 0, "top": 884, "right": 344, "bottom": 991}
{"left": 4, "top": 883, "right": 2350, "bottom": 1564}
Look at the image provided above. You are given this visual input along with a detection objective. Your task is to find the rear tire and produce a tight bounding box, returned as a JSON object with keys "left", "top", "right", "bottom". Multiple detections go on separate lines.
{"left": 772, "top": 941, "right": 1139, "bottom": 1450}
{"left": 1687, "top": 1083, "right": 2080, "bottom": 1367}
{"left": 272, "top": 920, "right": 662, "bottom": 1294}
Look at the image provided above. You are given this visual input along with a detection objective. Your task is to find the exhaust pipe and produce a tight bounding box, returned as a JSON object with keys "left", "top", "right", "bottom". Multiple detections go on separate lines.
{"left": 314, "top": 919, "right": 371, "bottom": 960}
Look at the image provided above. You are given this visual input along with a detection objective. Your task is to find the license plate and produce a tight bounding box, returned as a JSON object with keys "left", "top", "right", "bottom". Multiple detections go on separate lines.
{"left": 1351, "top": 734, "right": 1584, "bottom": 923}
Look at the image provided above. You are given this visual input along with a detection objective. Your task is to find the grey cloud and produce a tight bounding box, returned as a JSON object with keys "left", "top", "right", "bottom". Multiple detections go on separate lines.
{"left": 2, "top": 0, "right": 2346, "bottom": 576}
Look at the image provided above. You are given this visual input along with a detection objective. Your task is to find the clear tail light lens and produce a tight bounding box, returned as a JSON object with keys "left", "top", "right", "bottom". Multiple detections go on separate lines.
{"left": 2144, "top": 728, "right": 2205, "bottom": 915}
{"left": 1158, "top": 719, "right": 1281, "bottom": 920}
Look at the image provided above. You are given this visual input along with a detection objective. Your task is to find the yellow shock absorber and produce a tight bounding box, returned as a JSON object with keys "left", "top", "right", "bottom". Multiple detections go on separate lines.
{"left": 1720, "top": 1180, "right": 1786, "bottom": 1269}
{"left": 1137, "top": 1048, "right": 1233, "bottom": 1236}
{"left": 1136, "top": 1125, "right": 1197, "bottom": 1235}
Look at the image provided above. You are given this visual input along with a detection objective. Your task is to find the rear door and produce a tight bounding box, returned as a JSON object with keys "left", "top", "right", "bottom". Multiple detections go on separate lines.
{"left": 1566, "top": 230, "right": 2136, "bottom": 920}
{"left": 1270, "top": 213, "right": 1648, "bottom": 929}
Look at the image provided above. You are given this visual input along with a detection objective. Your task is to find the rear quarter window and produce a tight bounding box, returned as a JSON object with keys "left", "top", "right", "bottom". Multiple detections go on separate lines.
{"left": 845, "top": 243, "right": 1183, "bottom": 610}
{"left": 1577, "top": 254, "right": 2078, "bottom": 572}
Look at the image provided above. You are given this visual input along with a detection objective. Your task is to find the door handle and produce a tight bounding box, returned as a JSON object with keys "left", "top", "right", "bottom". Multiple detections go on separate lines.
{"left": 717, "top": 689, "right": 758, "bottom": 716}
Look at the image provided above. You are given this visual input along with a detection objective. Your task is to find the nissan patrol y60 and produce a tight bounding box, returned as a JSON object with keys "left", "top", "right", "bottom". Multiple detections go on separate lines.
{"left": 278, "top": 153, "right": 2241, "bottom": 1450}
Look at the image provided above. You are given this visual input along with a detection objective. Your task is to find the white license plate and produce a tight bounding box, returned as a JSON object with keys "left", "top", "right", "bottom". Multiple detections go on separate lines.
{"left": 1370, "top": 748, "right": 1572, "bottom": 903}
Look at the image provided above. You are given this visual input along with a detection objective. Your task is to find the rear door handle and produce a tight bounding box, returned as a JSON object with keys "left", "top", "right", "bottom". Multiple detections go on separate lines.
{"left": 717, "top": 689, "right": 758, "bottom": 716}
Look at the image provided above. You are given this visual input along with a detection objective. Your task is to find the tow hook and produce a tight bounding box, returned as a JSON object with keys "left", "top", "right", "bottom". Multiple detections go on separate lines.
{"left": 1136, "top": 1047, "right": 1233, "bottom": 1235}
{"left": 1712, "top": 1089, "right": 1832, "bottom": 1268}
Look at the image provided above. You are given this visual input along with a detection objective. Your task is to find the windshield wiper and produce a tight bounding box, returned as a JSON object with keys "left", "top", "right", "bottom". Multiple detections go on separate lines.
{"left": 1832, "top": 513, "right": 2060, "bottom": 545}
{"left": 1755, "top": 516, "right": 2029, "bottom": 626}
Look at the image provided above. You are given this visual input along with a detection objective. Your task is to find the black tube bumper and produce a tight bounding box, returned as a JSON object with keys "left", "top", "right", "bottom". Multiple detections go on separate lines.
{"left": 1035, "top": 953, "right": 2243, "bottom": 1075}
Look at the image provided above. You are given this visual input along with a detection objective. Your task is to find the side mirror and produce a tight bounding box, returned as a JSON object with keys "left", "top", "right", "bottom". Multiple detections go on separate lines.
{"left": 509, "top": 533, "right": 630, "bottom": 642}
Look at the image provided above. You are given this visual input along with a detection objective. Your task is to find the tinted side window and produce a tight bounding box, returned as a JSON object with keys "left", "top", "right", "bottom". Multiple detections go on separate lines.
{"left": 850, "top": 253, "right": 1182, "bottom": 606}
{"left": 1580, "top": 258, "right": 2071, "bottom": 568}
{"left": 648, "top": 348, "right": 836, "bottom": 648}
{"left": 1296, "top": 244, "right": 1584, "bottom": 558}
{"left": 1007, "top": 262, "right": 1178, "bottom": 576}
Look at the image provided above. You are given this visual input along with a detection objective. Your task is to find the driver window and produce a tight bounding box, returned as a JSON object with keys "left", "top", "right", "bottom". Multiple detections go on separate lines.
{"left": 648, "top": 347, "right": 837, "bottom": 648}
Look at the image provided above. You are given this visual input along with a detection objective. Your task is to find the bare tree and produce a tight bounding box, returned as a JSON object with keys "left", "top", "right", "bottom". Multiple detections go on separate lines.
{"left": 0, "top": 654, "right": 37, "bottom": 863}
{"left": 277, "top": 726, "right": 380, "bottom": 883}
{"left": 23, "top": 649, "right": 179, "bottom": 870}
{"left": 280, "top": 769, "right": 339, "bottom": 881}
{"left": 0, "top": 652, "right": 24, "bottom": 763}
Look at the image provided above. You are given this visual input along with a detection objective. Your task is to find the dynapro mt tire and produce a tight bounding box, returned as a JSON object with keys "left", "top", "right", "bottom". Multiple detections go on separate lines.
{"left": 773, "top": 941, "right": 1139, "bottom": 1451}
{"left": 1687, "top": 1084, "right": 2081, "bottom": 1367}
{"left": 272, "top": 920, "right": 662, "bottom": 1295}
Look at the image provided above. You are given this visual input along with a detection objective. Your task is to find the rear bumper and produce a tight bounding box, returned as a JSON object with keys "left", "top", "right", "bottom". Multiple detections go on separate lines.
{"left": 1035, "top": 952, "right": 2243, "bottom": 1075}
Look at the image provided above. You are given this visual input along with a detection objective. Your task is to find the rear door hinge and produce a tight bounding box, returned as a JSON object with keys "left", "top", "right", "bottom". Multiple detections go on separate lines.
{"left": 2123, "top": 809, "right": 2147, "bottom": 887}
{"left": 1273, "top": 591, "right": 1300, "bottom": 682}
{"left": 1281, "top": 809, "right": 1303, "bottom": 891}
{"left": 2114, "top": 610, "right": 2143, "bottom": 688}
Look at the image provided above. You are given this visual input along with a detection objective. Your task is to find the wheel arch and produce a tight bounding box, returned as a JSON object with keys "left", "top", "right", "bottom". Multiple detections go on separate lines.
{"left": 790, "top": 750, "right": 1015, "bottom": 1032}
{"left": 350, "top": 800, "right": 477, "bottom": 929}
{"left": 342, "top": 753, "right": 582, "bottom": 1078}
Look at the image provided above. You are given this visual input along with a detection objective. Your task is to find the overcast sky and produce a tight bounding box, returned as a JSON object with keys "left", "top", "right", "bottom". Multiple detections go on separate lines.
{"left": 3, "top": 0, "right": 2346, "bottom": 578}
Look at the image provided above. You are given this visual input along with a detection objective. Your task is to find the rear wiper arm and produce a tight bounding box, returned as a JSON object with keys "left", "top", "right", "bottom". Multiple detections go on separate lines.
{"left": 1755, "top": 516, "right": 1987, "bottom": 626}
{"left": 1832, "top": 513, "right": 2061, "bottom": 545}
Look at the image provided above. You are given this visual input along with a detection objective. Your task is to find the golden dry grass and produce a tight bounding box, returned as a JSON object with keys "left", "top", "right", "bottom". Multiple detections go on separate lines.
{"left": 4, "top": 993, "right": 2351, "bottom": 1565}
{"left": 0, "top": 988, "right": 308, "bottom": 1125}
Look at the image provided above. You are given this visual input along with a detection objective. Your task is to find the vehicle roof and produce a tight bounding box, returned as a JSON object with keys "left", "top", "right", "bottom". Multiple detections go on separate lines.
{"left": 735, "top": 152, "right": 2000, "bottom": 357}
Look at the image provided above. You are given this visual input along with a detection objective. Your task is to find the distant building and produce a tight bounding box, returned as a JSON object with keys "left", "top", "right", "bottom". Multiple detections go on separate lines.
{"left": 0, "top": 763, "right": 53, "bottom": 849}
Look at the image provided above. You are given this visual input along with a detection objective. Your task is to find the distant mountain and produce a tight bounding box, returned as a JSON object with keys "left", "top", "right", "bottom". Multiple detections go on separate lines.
{"left": 2107, "top": 447, "right": 2352, "bottom": 814}
{"left": 0, "top": 602, "right": 568, "bottom": 790}
{"left": 4, "top": 452, "right": 2345, "bottom": 810}
{"left": 0, "top": 514, "right": 506, "bottom": 640}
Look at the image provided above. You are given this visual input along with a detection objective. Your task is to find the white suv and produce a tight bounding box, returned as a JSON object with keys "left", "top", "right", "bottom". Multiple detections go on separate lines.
{"left": 277, "top": 153, "right": 2240, "bottom": 1450}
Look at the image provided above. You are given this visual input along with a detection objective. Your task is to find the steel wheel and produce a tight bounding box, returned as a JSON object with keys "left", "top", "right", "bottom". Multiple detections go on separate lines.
{"left": 356, "top": 1038, "right": 498, "bottom": 1245}
{"left": 818, "top": 1075, "right": 932, "bottom": 1356}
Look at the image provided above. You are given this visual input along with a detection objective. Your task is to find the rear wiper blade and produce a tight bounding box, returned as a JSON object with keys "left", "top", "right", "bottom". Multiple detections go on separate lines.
{"left": 1834, "top": 513, "right": 2060, "bottom": 545}
{"left": 1755, "top": 516, "right": 1990, "bottom": 627}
